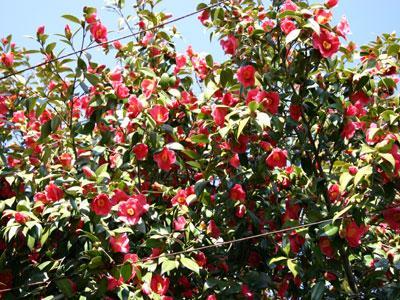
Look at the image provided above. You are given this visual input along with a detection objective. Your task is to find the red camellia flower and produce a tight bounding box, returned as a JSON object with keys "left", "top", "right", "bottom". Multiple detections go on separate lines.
{"left": 90, "top": 21, "right": 108, "bottom": 43}
{"left": 319, "top": 237, "right": 335, "bottom": 257}
{"left": 312, "top": 28, "right": 340, "bottom": 58}
{"left": 289, "top": 104, "right": 302, "bottom": 121}
{"left": 344, "top": 221, "right": 368, "bottom": 248}
{"left": 237, "top": 65, "right": 256, "bottom": 88}
{"left": 235, "top": 204, "right": 247, "bottom": 218}
{"left": 45, "top": 182, "right": 64, "bottom": 202}
{"left": 229, "top": 153, "right": 240, "bottom": 169}
{"left": 230, "top": 184, "right": 246, "bottom": 202}
{"left": 336, "top": 15, "right": 351, "bottom": 39}
{"left": 280, "top": 18, "right": 297, "bottom": 35}
{"left": 91, "top": 193, "right": 112, "bottom": 216}
{"left": 198, "top": 10, "right": 209, "bottom": 25}
{"left": 114, "top": 83, "right": 129, "bottom": 99}
{"left": 257, "top": 91, "right": 280, "bottom": 114}
{"left": 141, "top": 79, "right": 157, "bottom": 99}
{"left": 133, "top": 143, "right": 148, "bottom": 160}
{"left": 150, "top": 274, "right": 170, "bottom": 295}
{"left": 265, "top": 148, "right": 287, "bottom": 169}
{"left": 59, "top": 153, "right": 73, "bottom": 169}
{"left": 15, "top": 212, "right": 29, "bottom": 224}
{"left": 382, "top": 207, "right": 400, "bottom": 230}
{"left": 314, "top": 9, "right": 333, "bottom": 25}
{"left": 110, "top": 233, "right": 130, "bottom": 253}
{"left": 173, "top": 216, "right": 187, "bottom": 231}
{"left": 37, "top": 25, "right": 45, "bottom": 35}
{"left": 1, "top": 52, "right": 14, "bottom": 67}
{"left": 220, "top": 35, "right": 238, "bottom": 55}
{"left": 118, "top": 194, "right": 149, "bottom": 225}
{"left": 211, "top": 105, "right": 228, "bottom": 127}
{"left": 341, "top": 121, "right": 356, "bottom": 140}
{"left": 171, "top": 189, "right": 188, "bottom": 206}
{"left": 207, "top": 220, "right": 221, "bottom": 238}
{"left": 325, "top": 0, "right": 339, "bottom": 8}
{"left": 153, "top": 147, "right": 176, "bottom": 171}
{"left": 328, "top": 183, "right": 340, "bottom": 203}
{"left": 126, "top": 95, "right": 145, "bottom": 118}
{"left": 149, "top": 105, "right": 169, "bottom": 125}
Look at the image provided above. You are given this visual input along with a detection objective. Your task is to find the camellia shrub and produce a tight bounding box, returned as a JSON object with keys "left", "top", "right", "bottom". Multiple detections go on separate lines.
{"left": 1, "top": 0, "right": 400, "bottom": 298}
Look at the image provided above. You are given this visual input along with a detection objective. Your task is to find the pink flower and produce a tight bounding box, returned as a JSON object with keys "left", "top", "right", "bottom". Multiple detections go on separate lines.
{"left": 111, "top": 189, "right": 130, "bottom": 205}
{"left": 91, "top": 194, "right": 112, "bottom": 216}
{"left": 207, "top": 220, "right": 221, "bottom": 238}
{"left": 382, "top": 207, "right": 400, "bottom": 230}
{"left": 220, "top": 35, "right": 238, "bottom": 55}
{"left": 341, "top": 121, "right": 356, "bottom": 140}
{"left": 280, "top": 18, "right": 297, "bottom": 35}
{"left": 314, "top": 9, "right": 332, "bottom": 25}
{"left": 173, "top": 216, "right": 187, "bottom": 231}
{"left": 141, "top": 32, "right": 154, "bottom": 46}
{"left": 230, "top": 184, "right": 246, "bottom": 202}
{"left": 118, "top": 195, "right": 149, "bottom": 225}
{"left": 90, "top": 22, "right": 108, "bottom": 43}
{"left": 45, "top": 182, "right": 64, "bottom": 202}
{"left": 262, "top": 19, "right": 275, "bottom": 32}
{"left": 149, "top": 105, "right": 169, "bottom": 125}
{"left": 141, "top": 79, "right": 157, "bottom": 99}
{"left": 126, "top": 95, "right": 145, "bottom": 118}
{"left": 59, "top": 153, "right": 73, "bottom": 169}
{"left": 198, "top": 10, "right": 210, "bottom": 25}
{"left": 265, "top": 148, "right": 287, "bottom": 169}
{"left": 1, "top": 52, "right": 14, "bottom": 67}
{"left": 150, "top": 274, "right": 170, "bottom": 295}
{"left": 257, "top": 91, "right": 280, "bottom": 114}
{"left": 229, "top": 153, "right": 240, "bottom": 169}
{"left": 237, "top": 65, "right": 256, "bottom": 88}
{"left": 171, "top": 189, "right": 188, "bottom": 206}
{"left": 211, "top": 105, "right": 228, "bottom": 127}
{"left": 133, "top": 143, "right": 148, "bottom": 161}
{"left": 37, "top": 25, "right": 45, "bottom": 36}
{"left": 345, "top": 221, "right": 368, "bottom": 248}
{"left": 109, "top": 68, "right": 122, "bottom": 82}
{"left": 110, "top": 233, "right": 130, "bottom": 253}
{"left": 350, "top": 91, "right": 373, "bottom": 106}
{"left": 153, "top": 147, "right": 176, "bottom": 171}
{"left": 328, "top": 184, "right": 340, "bottom": 202}
{"left": 325, "top": 0, "right": 339, "bottom": 8}
{"left": 114, "top": 83, "right": 129, "bottom": 99}
{"left": 235, "top": 204, "right": 247, "bottom": 218}
{"left": 281, "top": 0, "right": 298, "bottom": 12}
{"left": 289, "top": 104, "right": 302, "bottom": 121}
{"left": 336, "top": 16, "right": 351, "bottom": 39}
{"left": 312, "top": 29, "right": 340, "bottom": 58}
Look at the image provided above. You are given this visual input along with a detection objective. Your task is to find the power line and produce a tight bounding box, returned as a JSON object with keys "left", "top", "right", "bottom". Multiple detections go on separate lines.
{"left": 0, "top": 215, "right": 351, "bottom": 294}
{"left": 0, "top": 0, "right": 226, "bottom": 82}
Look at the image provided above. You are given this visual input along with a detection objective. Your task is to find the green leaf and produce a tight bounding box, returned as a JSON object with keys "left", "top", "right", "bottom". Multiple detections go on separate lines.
{"left": 51, "top": 116, "right": 61, "bottom": 131}
{"left": 205, "top": 54, "right": 213, "bottom": 68}
{"left": 237, "top": 117, "right": 250, "bottom": 139}
{"left": 40, "top": 120, "right": 52, "bottom": 140}
{"left": 56, "top": 278, "right": 74, "bottom": 297}
{"left": 311, "top": 281, "right": 325, "bottom": 300}
{"left": 139, "top": 67, "right": 157, "bottom": 78}
{"left": 166, "top": 142, "right": 185, "bottom": 151}
{"left": 62, "top": 14, "right": 81, "bottom": 25}
{"left": 95, "top": 163, "right": 109, "bottom": 177}
{"left": 339, "top": 172, "right": 353, "bottom": 192}
{"left": 180, "top": 257, "right": 200, "bottom": 274}
{"left": 287, "top": 259, "right": 299, "bottom": 277}
{"left": 88, "top": 256, "right": 103, "bottom": 269}
{"left": 269, "top": 257, "right": 287, "bottom": 265}
{"left": 304, "top": 19, "right": 320, "bottom": 35}
{"left": 195, "top": 179, "right": 207, "bottom": 197}
{"left": 354, "top": 165, "right": 372, "bottom": 186}
{"left": 285, "top": 29, "right": 301, "bottom": 44}
{"left": 121, "top": 262, "right": 133, "bottom": 282}
{"left": 161, "top": 259, "right": 178, "bottom": 275}
{"left": 45, "top": 42, "right": 57, "bottom": 54}
{"left": 379, "top": 153, "right": 396, "bottom": 170}
{"left": 332, "top": 204, "right": 353, "bottom": 223}
{"left": 190, "top": 134, "right": 209, "bottom": 144}
{"left": 321, "top": 224, "right": 338, "bottom": 237}
{"left": 220, "top": 68, "right": 233, "bottom": 87}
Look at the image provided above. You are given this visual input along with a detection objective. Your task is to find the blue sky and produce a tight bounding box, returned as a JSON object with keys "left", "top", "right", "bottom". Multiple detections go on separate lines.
{"left": 1, "top": 0, "right": 399, "bottom": 67}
